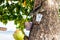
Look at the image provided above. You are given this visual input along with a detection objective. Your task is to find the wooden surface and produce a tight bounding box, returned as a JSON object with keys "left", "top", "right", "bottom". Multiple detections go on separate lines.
{"left": 0, "top": 27, "right": 7, "bottom": 31}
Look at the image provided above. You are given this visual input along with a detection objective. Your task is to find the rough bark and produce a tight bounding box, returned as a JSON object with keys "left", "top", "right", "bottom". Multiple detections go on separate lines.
{"left": 29, "top": 0, "right": 60, "bottom": 40}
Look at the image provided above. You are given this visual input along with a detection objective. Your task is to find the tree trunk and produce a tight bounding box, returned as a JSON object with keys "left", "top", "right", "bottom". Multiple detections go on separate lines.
{"left": 29, "top": 0, "right": 60, "bottom": 40}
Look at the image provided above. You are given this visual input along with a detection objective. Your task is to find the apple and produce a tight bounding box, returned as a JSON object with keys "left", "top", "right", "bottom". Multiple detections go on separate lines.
{"left": 13, "top": 29, "right": 24, "bottom": 40}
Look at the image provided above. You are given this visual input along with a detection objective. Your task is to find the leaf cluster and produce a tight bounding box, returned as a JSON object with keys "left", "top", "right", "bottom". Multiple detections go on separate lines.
{"left": 0, "top": 0, "right": 34, "bottom": 29}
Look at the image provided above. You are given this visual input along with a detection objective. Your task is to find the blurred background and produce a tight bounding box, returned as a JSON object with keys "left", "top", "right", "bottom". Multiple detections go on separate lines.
{"left": 0, "top": 0, "right": 60, "bottom": 40}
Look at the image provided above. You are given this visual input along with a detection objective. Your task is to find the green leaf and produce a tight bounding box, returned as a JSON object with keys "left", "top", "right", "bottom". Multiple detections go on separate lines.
{"left": 0, "top": 0, "right": 34, "bottom": 30}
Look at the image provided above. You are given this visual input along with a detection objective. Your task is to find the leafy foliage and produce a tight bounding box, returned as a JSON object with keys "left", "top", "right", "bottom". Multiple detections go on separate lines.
{"left": 0, "top": 0, "right": 34, "bottom": 30}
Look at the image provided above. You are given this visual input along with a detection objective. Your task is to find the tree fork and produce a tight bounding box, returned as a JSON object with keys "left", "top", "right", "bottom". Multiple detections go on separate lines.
{"left": 29, "top": 0, "right": 60, "bottom": 40}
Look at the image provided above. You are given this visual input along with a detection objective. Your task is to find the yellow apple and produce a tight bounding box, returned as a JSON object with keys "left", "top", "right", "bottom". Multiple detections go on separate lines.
{"left": 13, "top": 29, "right": 24, "bottom": 40}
